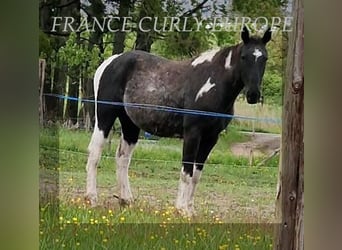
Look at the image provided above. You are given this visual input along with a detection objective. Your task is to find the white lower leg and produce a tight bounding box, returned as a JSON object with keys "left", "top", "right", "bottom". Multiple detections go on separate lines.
{"left": 116, "top": 136, "right": 135, "bottom": 204}
{"left": 175, "top": 165, "right": 202, "bottom": 215}
{"left": 188, "top": 167, "right": 202, "bottom": 212}
{"left": 176, "top": 167, "right": 191, "bottom": 211}
{"left": 85, "top": 126, "right": 105, "bottom": 206}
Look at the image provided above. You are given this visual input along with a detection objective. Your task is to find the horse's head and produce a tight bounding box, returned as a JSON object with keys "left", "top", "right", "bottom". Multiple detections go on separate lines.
{"left": 239, "top": 26, "right": 271, "bottom": 104}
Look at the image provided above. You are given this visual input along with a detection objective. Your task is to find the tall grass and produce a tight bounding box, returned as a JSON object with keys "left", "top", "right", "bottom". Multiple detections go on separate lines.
{"left": 232, "top": 100, "right": 282, "bottom": 134}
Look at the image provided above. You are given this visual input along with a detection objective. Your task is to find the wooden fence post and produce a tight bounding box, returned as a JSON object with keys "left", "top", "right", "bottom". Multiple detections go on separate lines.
{"left": 39, "top": 59, "right": 46, "bottom": 126}
{"left": 274, "top": 0, "right": 304, "bottom": 249}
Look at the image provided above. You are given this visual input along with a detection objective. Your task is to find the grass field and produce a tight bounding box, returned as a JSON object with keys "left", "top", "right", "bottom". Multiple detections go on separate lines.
{"left": 232, "top": 100, "right": 282, "bottom": 134}
{"left": 40, "top": 125, "right": 279, "bottom": 249}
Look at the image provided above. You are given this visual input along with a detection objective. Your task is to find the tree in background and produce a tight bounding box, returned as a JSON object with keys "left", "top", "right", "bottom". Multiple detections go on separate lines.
{"left": 39, "top": 0, "right": 81, "bottom": 121}
{"left": 232, "top": 0, "right": 287, "bottom": 17}
{"left": 151, "top": 0, "right": 213, "bottom": 58}
{"left": 134, "top": 0, "right": 162, "bottom": 52}
{"left": 113, "top": 0, "right": 132, "bottom": 54}
{"left": 39, "top": 0, "right": 288, "bottom": 127}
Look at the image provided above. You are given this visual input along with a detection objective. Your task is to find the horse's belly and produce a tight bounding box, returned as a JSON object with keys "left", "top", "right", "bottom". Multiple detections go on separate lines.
{"left": 126, "top": 109, "right": 184, "bottom": 137}
{"left": 123, "top": 80, "right": 184, "bottom": 138}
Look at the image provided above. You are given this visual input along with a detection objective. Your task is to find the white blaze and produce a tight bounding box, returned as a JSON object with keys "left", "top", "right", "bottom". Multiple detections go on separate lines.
{"left": 195, "top": 77, "right": 216, "bottom": 101}
{"left": 252, "top": 48, "right": 263, "bottom": 62}
{"left": 225, "top": 50, "right": 233, "bottom": 69}
{"left": 191, "top": 49, "right": 220, "bottom": 67}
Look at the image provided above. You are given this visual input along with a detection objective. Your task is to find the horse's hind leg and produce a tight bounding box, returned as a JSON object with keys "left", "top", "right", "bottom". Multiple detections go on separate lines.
{"left": 85, "top": 125, "right": 106, "bottom": 206}
{"left": 116, "top": 114, "right": 140, "bottom": 205}
{"left": 85, "top": 111, "right": 116, "bottom": 206}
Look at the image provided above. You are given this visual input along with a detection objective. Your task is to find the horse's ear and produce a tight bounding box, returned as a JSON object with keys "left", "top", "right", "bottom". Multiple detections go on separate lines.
{"left": 262, "top": 27, "right": 272, "bottom": 44}
{"left": 241, "top": 26, "right": 250, "bottom": 44}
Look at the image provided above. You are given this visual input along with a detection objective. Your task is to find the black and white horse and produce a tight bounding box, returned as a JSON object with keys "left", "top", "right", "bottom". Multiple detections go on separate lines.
{"left": 85, "top": 26, "right": 271, "bottom": 215}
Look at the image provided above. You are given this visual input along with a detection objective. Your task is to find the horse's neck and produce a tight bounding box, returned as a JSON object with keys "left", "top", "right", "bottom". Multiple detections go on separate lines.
{"left": 211, "top": 46, "right": 244, "bottom": 111}
{"left": 222, "top": 76, "right": 244, "bottom": 112}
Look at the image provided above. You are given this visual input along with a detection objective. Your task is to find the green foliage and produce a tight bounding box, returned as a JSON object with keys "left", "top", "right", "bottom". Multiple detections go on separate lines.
{"left": 58, "top": 33, "right": 86, "bottom": 70}
{"left": 232, "top": 0, "right": 287, "bottom": 17}
{"left": 103, "top": 33, "right": 114, "bottom": 57}
{"left": 150, "top": 1, "right": 216, "bottom": 58}
{"left": 86, "top": 45, "right": 101, "bottom": 77}
{"left": 262, "top": 30, "right": 284, "bottom": 105}
{"left": 214, "top": 30, "right": 239, "bottom": 47}
{"left": 58, "top": 32, "right": 101, "bottom": 78}
{"left": 39, "top": 30, "right": 53, "bottom": 59}
{"left": 263, "top": 71, "right": 283, "bottom": 105}
{"left": 124, "top": 32, "right": 136, "bottom": 51}
{"left": 152, "top": 25, "right": 215, "bottom": 59}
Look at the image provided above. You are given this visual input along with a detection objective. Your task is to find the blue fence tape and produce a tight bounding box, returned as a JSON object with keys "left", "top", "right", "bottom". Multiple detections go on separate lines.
{"left": 43, "top": 93, "right": 281, "bottom": 124}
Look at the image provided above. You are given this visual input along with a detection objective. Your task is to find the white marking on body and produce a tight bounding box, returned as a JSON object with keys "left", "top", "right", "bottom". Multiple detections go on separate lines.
{"left": 85, "top": 125, "right": 106, "bottom": 206}
{"left": 175, "top": 165, "right": 202, "bottom": 216}
{"left": 94, "top": 54, "right": 122, "bottom": 99}
{"left": 191, "top": 48, "right": 220, "bottom": 67}
{"left": 147, "top": 84, "right": 157, "bottom": 92}
{"left": 252, "top": 48, "right": 263, "bottom": 62}
{"left": 116, "top": 136, "right": 136, "bottom": 203}
{"left": 225, "top": 50, "right": 233, "bottom": 69}
{"left": 93, "top": 54, "right": 122, "bottom": 120}
{"left": 195, "top": 77, "right": 216, "bottom": 101}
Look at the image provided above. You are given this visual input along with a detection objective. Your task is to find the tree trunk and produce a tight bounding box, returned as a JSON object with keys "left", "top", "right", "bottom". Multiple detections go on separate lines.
{"left": 83, "top": 77, "right": 95, "bottom": 131}
{"left": 40, "top": 0, "right": 82, "bottom": 122}
{"left": 113, "top": 0, "right": 131, "bottom": 54}
{"left": 274, "top": 0, "right": 304, "bottom": 249}
{"left": 64, "top": 0, "right": 81, "bottom": 125}
{"left": 80, "top": 0, "right": 105, "bottom": 130}
{"left": 65, "top": 75, "right": 79, "bottom": 124}
{"left": 134, "top": 0, "right": 155, "bottom": 52}
{"left": 47, "top": 63, "right": 64, "bottom": 120}
{"left": 87, "top": 0, "right": 105, "bottom": 53}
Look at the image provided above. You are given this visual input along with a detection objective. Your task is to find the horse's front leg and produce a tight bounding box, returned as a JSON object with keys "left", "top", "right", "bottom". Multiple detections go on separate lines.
{"left": 176, "top": 130, "right": 201, "bottom": 216}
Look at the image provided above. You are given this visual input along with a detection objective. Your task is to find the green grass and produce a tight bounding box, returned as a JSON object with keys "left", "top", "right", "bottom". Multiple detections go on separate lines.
{"left": 232, "top": 100, "right": 282, "bottom": 134}
{"left": 40, "top": 127, "right": 279, "bottom": 249}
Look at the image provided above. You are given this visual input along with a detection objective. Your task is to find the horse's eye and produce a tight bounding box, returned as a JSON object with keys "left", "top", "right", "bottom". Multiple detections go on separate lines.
{"left": 241, "top": 55, "right": 246, "bottom": 60}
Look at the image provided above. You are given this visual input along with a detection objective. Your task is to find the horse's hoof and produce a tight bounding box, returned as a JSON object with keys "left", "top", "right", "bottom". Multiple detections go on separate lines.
{"left": 119, "top": 198, "right": 133, "bottom": 207}
{"left": 175, "top": 206, "right": 196, "bottom": 218}
{"left": 84, "top": 194, "right": 97, "bottom": 207}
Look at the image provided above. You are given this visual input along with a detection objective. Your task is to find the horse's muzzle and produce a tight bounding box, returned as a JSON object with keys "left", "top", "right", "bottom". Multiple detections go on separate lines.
{"left": 246, "top": 91, "right": 260, "bottom": 104}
